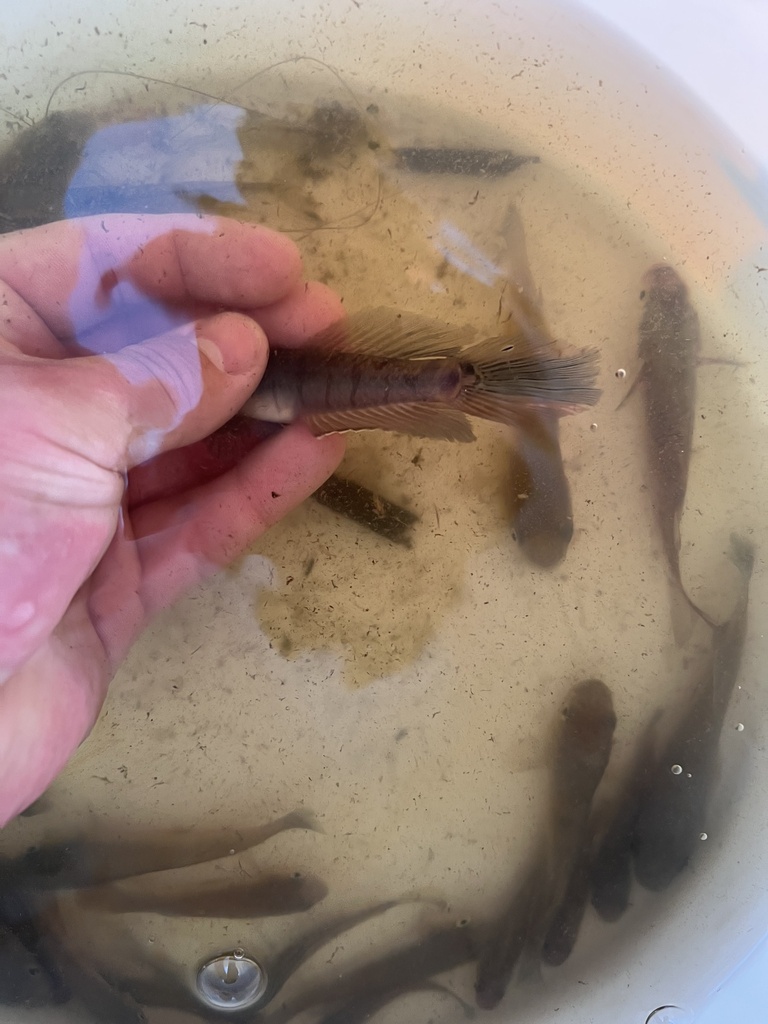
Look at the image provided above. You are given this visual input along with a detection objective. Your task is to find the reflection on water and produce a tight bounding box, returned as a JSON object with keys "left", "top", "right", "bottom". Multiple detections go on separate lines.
{"left": 0, "top": 56, "right": 763, "bottom": 1024}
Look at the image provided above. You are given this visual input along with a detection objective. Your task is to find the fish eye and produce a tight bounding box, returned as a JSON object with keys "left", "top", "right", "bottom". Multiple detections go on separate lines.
{"left": 639, "top": 289, "right": 646, "bottom": 300}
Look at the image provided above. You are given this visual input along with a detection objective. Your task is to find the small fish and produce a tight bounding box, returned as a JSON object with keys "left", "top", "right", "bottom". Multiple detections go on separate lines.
{"left": 540, "top": 845, "right": 590, "bottom": 967}
{"left": 625, "top": 264, "right": 714, "bottom": 626}
{"left": 12, "top": 810, "right": 318, "bottom": 890}
{"left": 508, "top": 410, "right": 573, "bottom": 567}
{"left": 0, "top": 923, "right": 56, "bottom": 1007}
{"left": 76, "top": 871, "right": 328, "bottom": 919}
{"left": 312, "top": 474, "right": 419, "bottom": 547}
{"left": 393, "top": 147, "right": 539, "bottom": 177}
{"left": 501, "top": 206, "right": 574, "bottom": 567}
{"left": 475, "top": 679, "right": 616, "bottom": 1008}
{"left": 588, "top": 711, "right": 663, "bottom": 922}
{"left": 280, "top": 923, "right": 477, "bottom": 1020}
{"left": 632, "top": 535, "right": 755, "bottom": 890}
{"left": 240, "top": 308, "right": 600, "bottom": 441}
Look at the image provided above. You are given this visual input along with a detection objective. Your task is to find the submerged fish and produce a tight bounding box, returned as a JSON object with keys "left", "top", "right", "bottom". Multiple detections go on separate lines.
{"left": 0, "top": 923, "right": 56, "bottom": 1008}
{"left": 393, "top": 147, "right": 539, "bottom": 177}
{"left": 12, "top": 810, "right": 318, "bottom": 890}
{"left": 241, "top": 307, "right": 600, "bottom": 441}
{"left": 540, "top": 845, "right": 591, "bottom": 967}
{"left": 501, "top": 206, "right": 574, "bottom": 567}
{"left": 77, "top": 871, "right": 328, "bottom": 919}
{"left": 588, "top": 710, "right": 663, "bottom": 922}
{"left": 632, "top": 535, "right": 755, "bottom": 890}
{"left": 475, "top": 679, "right": 616, "bottom": 1008}
{"left": 627, "top": 264, "right": 714, "bottom": 626}
{"left": 279, "top": 922, "right": 477, "bottom": 1021}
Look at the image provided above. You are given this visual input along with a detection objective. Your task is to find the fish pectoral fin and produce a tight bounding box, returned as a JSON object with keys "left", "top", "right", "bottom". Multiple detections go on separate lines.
{"left": 308, "top": 307, "right": 473, "bottom": 358}
{"left": 304, "top": 403, "right": 476, "bottom": 441}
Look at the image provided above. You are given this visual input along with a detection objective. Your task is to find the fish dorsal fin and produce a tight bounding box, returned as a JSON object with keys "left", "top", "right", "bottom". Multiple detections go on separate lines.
{"left": 312, "top": 308, "right": 475, "bottom": 359}
{"left": 303, "top": 402, "right": 475, "bottom": 441}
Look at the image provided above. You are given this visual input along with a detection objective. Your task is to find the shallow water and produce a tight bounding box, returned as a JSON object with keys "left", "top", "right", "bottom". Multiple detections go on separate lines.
{"left": 0, "top": 58, "right": 764, "bottom": 1024}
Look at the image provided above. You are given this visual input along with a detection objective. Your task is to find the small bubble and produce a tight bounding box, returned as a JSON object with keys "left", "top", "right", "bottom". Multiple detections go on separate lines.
{"left": 233, "top": 948, "right": 245, "bottom": 960}
{"left": 670, "top": 764, "right": 683, "bottom": 775}
{"left": 700, "top": 833, "right": 708, "bottom": 841}
{"left": 228, "top": 848, "right": 235, "bottom": 856}
{"left": 615, "top": 368, "right": 627, "bottom": 379}
{"left": 590, "top": 422, "right": 598, "bottom": 431}
{"left": 686, "top": 772, "right": 692, "bottom": 778}
{"left": 736, "top": 723, "right": 745, "bottom": 732}
{"left": 148, "top": 936, "right": 155, "bottom": 944}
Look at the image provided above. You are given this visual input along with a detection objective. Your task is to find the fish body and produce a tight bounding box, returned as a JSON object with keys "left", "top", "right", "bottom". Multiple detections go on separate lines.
{"left": 241, "top": 308, "right": 600, "bottom": 441}
{"left": 77, "top": 871, "right": 328, "bottom": 919}
{"left": 508, "top": 410, "right": 573, "bottom": 567}
{"left": 633, "top": 264, "right": 713, "bottom": 625}
{"left": 475, "top": 679, "right": 616, "bottom": 1007}
{"left": 0, "top": 923, "right": 56, "bottom": 1008}
{"left": 281, "top": 923, "right": 476, "bottom": 1021}
{"left": 12, "top": 810, "right": 318, "bottom": 890}
{"left": 632, "top": 535, "right": 755, "bottom": 890}
{"left": 540, "top": 846, "right": 591, "bottom": 967}
{"left": 501, "top": 207, "right": 574, "bottom": 566}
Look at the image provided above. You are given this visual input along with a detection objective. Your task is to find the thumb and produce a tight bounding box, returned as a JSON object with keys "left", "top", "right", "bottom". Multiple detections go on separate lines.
{"left": 94, "top": 311, "right": 270, "bottom": 469}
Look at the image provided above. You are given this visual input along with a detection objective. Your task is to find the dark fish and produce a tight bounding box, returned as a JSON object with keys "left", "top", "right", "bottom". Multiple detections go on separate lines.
{"left": 0, "top": 923, "right": 56, "bottom": 1007}
{"left": 279, "top": 923, "right": 476, "bottom": 1021}
{"left": 240, "top": 308, "right": 600, "bottom": 441}
{"left": 104, "top": 901, "right": 412, "bottom": 1019}
{"left": 393, "top": 147, "right": 539, "bottom": 177}
{"left": 0, "top": 871, "right": 70, "bottom": 1005}
{"left": 508, "top": 410, "right": 573, "bottom": 567}
{"left": 632, "top": 535, "right": 755, "bottom": 890}
{"left": 0, "top": 111, "right": 95, "bottom": 232}
{"left": 628, "top": 264, "right": 715, "bottom": 626}
{"left": 76, "top": 871, "right": 328, "bottom": 919}
{"left": 540, "top": 845, "right": 591, "bottom": 967}
{"left": 589, "top": 711, "right": 662, "bottom": 922}
{"left": 12, "top": 809, "right": 319, "bottom": 890}
{"left": 312, "top": 474, "right": 418, "bottom": 547}
{"left": 501, "top": 206, "right": 574, "bottom": 567}
{"left": 475, "top": 679, "right": 616, "bottom": 1008}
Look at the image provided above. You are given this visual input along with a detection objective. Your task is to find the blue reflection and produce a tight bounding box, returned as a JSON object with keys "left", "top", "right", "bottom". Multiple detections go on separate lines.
{"left": 63, "top": 103, "right": 246, "bottom": 219}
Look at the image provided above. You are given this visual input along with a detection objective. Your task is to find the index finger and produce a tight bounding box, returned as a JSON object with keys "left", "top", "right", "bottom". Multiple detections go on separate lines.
{"left": 0, "top": 214, "right": 302, "bottom": 343}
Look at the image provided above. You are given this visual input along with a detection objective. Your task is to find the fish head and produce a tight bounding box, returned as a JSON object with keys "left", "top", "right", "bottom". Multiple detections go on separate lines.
{"left": 640, "top": 264, "right": 687, "bottom": 302}
{"left": 518, "top": 515, "right": 573, "bottom": 567}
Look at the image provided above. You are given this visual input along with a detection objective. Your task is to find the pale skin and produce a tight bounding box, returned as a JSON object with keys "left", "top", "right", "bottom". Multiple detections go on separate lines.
{"left": 0, "top": 213, "right": 346, "bottom": 826}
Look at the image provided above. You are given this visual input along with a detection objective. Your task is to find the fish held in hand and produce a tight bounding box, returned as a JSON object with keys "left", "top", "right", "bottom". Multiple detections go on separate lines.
{"left": 241, "top": 308, "right": 600, "bottom": 441}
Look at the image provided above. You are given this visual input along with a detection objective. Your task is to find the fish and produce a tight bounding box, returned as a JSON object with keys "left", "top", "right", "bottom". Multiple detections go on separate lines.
{"left": 632, "top": 534, "right": 755, "bottom": 891}
{"left": 76, "top": 871, "right": 328, "bottom": 919}
{"left": 0, "top": 922, "right": 57, "bottom": 1007}
{"left": 113, "top": 900, "right": 414, "bottom": 1017}
{"left": 540, "top": 845, "right": 591, "bottom": 967}
{"left": 588, "top": 711, "right": 663, "bottom": 922}
{"left": 507, "top": 409, "right": 574, "bottom": 567}
{"left": 312, "top": 474, "right": 419, "bottom": 547}
{"left": 500, "top": 206, "right": 574, "bottom": 567}
{"left": 626, "top": 264, "right": 715, "bottom": 626}
{"left": 393, "top": 147, "right": 539, "bottom": 177}
{"left": 475, "top": 679, "right": 616, "bottom": 1008}
{"left": 239, "top": 307, "right": 601, "bottom": 442}
{"left": 278, "top": 922, "right": 477, "bottom": 1021}
{"left": 10, "top": 810, "right": 319, "bottom": 890}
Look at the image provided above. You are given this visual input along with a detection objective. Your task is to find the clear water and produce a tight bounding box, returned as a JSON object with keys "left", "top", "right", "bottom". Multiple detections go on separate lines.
{"left": 0, "top": 57, "right": 763, "bottom": 1024}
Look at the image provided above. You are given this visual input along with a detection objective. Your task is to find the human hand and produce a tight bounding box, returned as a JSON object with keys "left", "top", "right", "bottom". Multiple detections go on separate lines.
{"left": 0, "top": 213, "right": 346, "bottom": 825}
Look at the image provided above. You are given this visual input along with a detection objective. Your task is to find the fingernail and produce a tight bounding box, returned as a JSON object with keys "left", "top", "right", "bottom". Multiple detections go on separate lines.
{"left": 197, "top": 312, "right": 267, "bottom": 377}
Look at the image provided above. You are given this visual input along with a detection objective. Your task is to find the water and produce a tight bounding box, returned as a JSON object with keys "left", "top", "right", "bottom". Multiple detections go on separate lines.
{"left": 0, "top": 57, "right": 763, "bottom": 1024}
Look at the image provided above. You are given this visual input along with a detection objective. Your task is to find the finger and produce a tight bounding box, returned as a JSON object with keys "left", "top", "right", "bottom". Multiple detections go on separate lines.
{"left": 0, "top": 602, "right": 110, "bottom": 826}
{"left": 248, "top": 281, "right": 345, "bottom": 347}
{"left": 38, "top": 310, "right": 269, "bottom": 469}
{"left": 127, "top": 426, "right": 344, "bottom": 625}
{"left": 0, "top": 214, "right": 302, "bottom": 342}
{"left": 0, "top": 283, "right": 67, "bottom": 358}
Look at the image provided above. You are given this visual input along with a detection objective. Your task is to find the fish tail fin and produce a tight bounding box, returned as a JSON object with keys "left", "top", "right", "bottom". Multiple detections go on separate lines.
{"left": 457, "top": 335, "right": 601, "bottom": 427}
